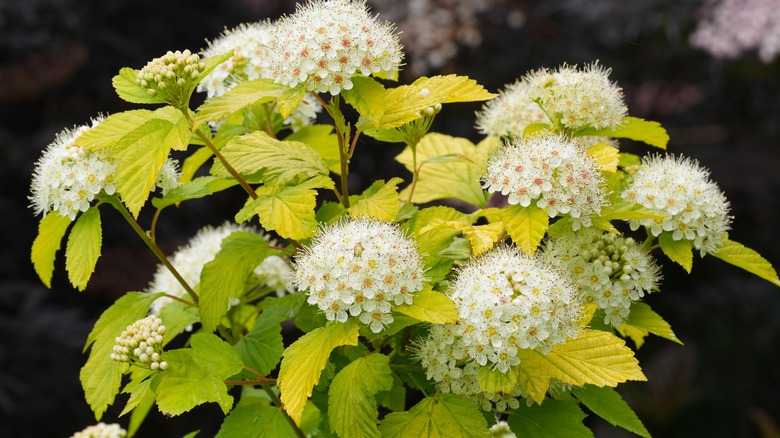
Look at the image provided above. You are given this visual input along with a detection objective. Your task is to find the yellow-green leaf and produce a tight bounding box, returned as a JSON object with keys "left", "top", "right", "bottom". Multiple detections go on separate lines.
{"left": 342, "top": 76, "right": 387, "bottom": 128}
{"left": 587, "top": 142, "right": 620, "bottom": 173}
{"left": 379, "top": 393, "right": 490, "bottom": 437}
{"left": 31, "top": 213, "right": 72, "bottom": 288}
{"left": 348, "top": 178, "right": 403, "bottom": 221}
{"left": 193, "top": 78, "right": 299, "bottom": 127}
{"left": 394, "top": 287, "right": 458, "bottom": 324}
{"left": 713, "top": 238, "right": 780, "bottom": 287}
{"left": 616, "top": 302, "right": 682, "bottom": 348}
{"left": 516, "top": 329, "right": 646, "bottom": 403}
{"left": 236, "top": 176, "right": 333, "bottom": 241}
{"left": 598, "top": 199, "right": 666, "bottom": 222}
{"left": 278, "top": 320, "right": 360, "bottom": 425}
{"left": 152, "top": 176, "right": 238, "bottom": 210}
{"left": 286, "top": 124, "right": 341, "bottom": 174}
{"left": 112, "top": 68, "right": 167, "bottom": 105}
{"left": 396, "top": 133, "right": 498, "bottom": 207}
{"left": 328, "top": 354, "right": 393, "bottom": 438}
{"left": 659, "top": 232, "right": 693, "bottom": 273}
{"left": 579, "top": 116, "right": 669, "bottom": 149}
{"left": 503, "top": 204, "right": 548, "bottom": 255}
{"left": 75, "top": 109, "right": 156, "bottom": 151}
{"left": 477, "top": 366, "right": 518, "bottom": 394}
{"left": 65, "top": 208, "right": 102, "bottom": 291}
{"left": 463, "top": 222, "right": 504, "bottom": 256}
{"left": 212, "top": 130, "right": 329, "bottom": 185}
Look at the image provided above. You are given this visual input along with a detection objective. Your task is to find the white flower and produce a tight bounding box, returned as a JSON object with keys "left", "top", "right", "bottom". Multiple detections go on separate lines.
{"left": 70, "top": 423, "right": 127, "bottom": 438}
{"left": 111, "top": 315, "right": 168, "bottom": 371}
{"left": 622, "top": 154, "right": 732, "bottom": 256}
{"left": 254, "top": 255, "right": 295, "bottom": 297}
{"left": 263, "top": 0, "right": 403, "bottom": 95}
{"left": 544, "top": 228, "right": 662, "bottom": 327}
{"left": 482, "top": 133, "right": 608, "bottom": 228}
{"left": 475, "top": 78, "right": 550, "bottom": 138}
{"left": 293, "top": 218, "right": 425, "bottom": 333}
{"left": 524, "top": 62, "right": 627, "bottom": 131}
{"left": 490, "top": 421, "right": 517, "bottom": 438}
{"left": 30, "top": 117, "right": 179, "bottom": 221}
{"left": 147, "top": 222, "right": 289, "bottom": 314}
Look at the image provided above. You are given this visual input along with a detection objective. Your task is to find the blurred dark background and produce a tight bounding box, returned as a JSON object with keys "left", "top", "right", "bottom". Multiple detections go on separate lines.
{"left": 1, "top": 0, "right": 778, "bottom": 436}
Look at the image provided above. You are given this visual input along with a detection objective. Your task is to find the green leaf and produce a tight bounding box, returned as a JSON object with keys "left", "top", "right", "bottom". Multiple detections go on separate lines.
{"left": 199, "top": 231, "right": 270, "bottom": 332}
{"left": 65, "top": 208, "right": 102, "bottom": 291}
{"left": 234, "top": 309, "right": 286, "bottom": 375}
{"left": 396, "top": 134, "right": 499, "bottom": 207}
{"left": 152, "top": 176, "right": 238, "bottom": 209}
{"left": 31, "top": 213, "right": 72, "bottom": 288}
{"left": 112, "top": 68, "right": 167, "bottom": 104}
{"left": 503, "top": 204, "right": 549, "bottom": 255}
{"left": 342, "top": 76, "right": 387, "bottom": 128}
{"left": 278, "top": 319, "right": 360, "bottom": 425}
{"left": 379, "top": 393, "right": 490, "bottom": 437}
{"left": 212, "top": 130, "right": 329, "bottom": 185}
{"left": 158, "top": 301, "right": 201, "bottom": 344}
{"left": 329, "top": 354, "right": 394, "bottom": 438}
{"left": 216, "top": 404, "right": 298, "bottom": 438}
{"left": 587, "top": 142, "right": 620, "bottom": 173}
{"left": 81, "top": 292, "right": 162, "bottom": 419}
{"left": 156, "top": 333, "right": 244, "bottom": 416}
{"left": 616, "top": 302, "right": 682, "bottom": 348}
{"left": 348, "top": 178, "right": 403, "bottom": 221}
{"left": 658, "top": 233, "right": 693, "bottom": 273}
{"left": 236, "top": 175, "right": 334, "bottom": 241}
{"left": 394, "top": 287, "right": 458, "bottom": 324}
{"left": 286, "top": 124, "right": 341, "bottom": 174}
{"left": 572, "top": 385, "right": 650, "bottom": 438}
{"left": 578, "top": 116, "right": 669, "bottom": 149}
{"left": 193, "top": 78, "right": 299, "bottom": 128}
{"left": 713, "top": 238, "right": 780, "bottom": 287}
{"left": 506, "top": 400, "right": 593, "bottom": 438}
{"left": 598, "top": 200, "right": 666, "bottom": 222}
{"left": 127, "top": 380, "right": 156, "bottom": 437}
{"left": 193, "top": 51, "right": 234, "bottom": 89}
{"left": 379, "top": 374, "right": 407, "bottom": 412}
{"left": 477, "top": 366, "right": 518, "bottom": 394}
{"left": 75, "top": 109, "right": 156, "bottom": 151}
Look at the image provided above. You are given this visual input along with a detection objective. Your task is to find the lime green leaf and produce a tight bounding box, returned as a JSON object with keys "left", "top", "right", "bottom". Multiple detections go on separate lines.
{"left": 75, "top": 109, "right": 156, "bottom": 151}
{"left": 199, "top": 231, "right": 269, "bottom": 332}
{"left": 713, "top": 238, "right": 780, "bottom": 287}
{"left": 212, "top": 131, "right": 329, "bottom": 185}
{"left": 278, "top": 319, "right": 360, "bottom": 425}
{"left": 193, "top": 51, "right": 234, "bottom": 89}
{"left": 587, "top": 142, "right": 620, "bottom": 173}
{"left": 31, "top": 213, "right": 72, "bottom": 288}
{"left": 81, "top": 292, "right": 162, "bottom": 419}
{"left": 152, "top": 176, "right": 238, "bottom": 210}
{"left": 507, "top": 400, "right": 593, "bottom": 438}
{"left": 236, "top": 175, "right": 333, "bottom": 240}
{"left": 394, "top": 286, "right": 458, "bottom": 324}
{"left": 659, "top": 233, "right": 693, "bottom": 273}
{"left": 65, "top": 208, "right": 102, "bottom": 291}
{"left": 329, "top": 354, "right": 394, "bottom": 438}
{"left": 286, "top": 124, "right": 341, "bottom": 174}
{"left": 618, "top": 152, "right": 642, "bottom": 170}
{"left": 348, "top": 177, "right": 403, "bottom": 221}
{"left": 372, "top": 75, "right": 497, "bottom": 130}
{"left": 126, "top": 379, "right": 156, "bottom": 437}
{"left": 598, "top": 200, "right": 666, "bottom": 222}
{"left": 234, "top": 309, "right": 286, "bottom": 375}
{"left": 380, "top": 374, "right": 407, "bottom": 412}
{"left": 193, "top": 78, "right": 299, "bottom": 127}
{"left": 120, "top": 367, "right": 155, "bottom": 416}
{"left": 616, "top": 302, "right": 682, "bottom": 348}
{"left": 516, "top": 329, "right": 646, "bottom": 404}
{"left": 579, "top": 117, "right": 668, "bottom": 150}
{"left": 503, "top": 204, "right": 548, "bottom": 255}
{"left": 342, "top": 76, "right": 387, "bottom": 127}
{"left": 477, "top": 366, "right": 518, "bottom": 394}
{"left": 156, "top": 333, "right": 244, "bottom": 416}
{"left": 112, "top": 68, "right": 167, "bottom": 104}
{"left": 379, "top": 393, "right": 490, "bottom": 437}
{"left": 216, "top": 404, "right": 298, "bottom": 438}
{"left": 158, "top": 301, "right": 200, "bottom": 344}
{"left": 572, "top": 385, "right": 650, "bottom": 438}
{"left": 396, "top": 134, "right": 498, "bottom": 207}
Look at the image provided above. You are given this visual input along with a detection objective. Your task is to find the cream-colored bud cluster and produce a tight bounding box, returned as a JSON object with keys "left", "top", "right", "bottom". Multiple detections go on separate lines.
{"left": 70, "top": 423, "right": 127, "bottom": 438}
{"left": 137, "top": 50, "right": 205, "bottom": 104}
{"left": 111, "top": 315, "right": 168, "bottom": 371}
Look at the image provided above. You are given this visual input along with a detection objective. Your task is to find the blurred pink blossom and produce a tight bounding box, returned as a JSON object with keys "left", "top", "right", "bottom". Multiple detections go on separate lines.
{"left": 690, "top": 0, "right": 780, "bottom": 62}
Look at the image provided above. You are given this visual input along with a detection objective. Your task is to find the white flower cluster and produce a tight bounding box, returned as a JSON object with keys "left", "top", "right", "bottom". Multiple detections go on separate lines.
{"left": 490, "top": 421, "right": 517, "bottom": 438}
{"left": 475, "top": 79, "right": 550, "bottom": 138}
{"left": 544, "top": 228, "right": 662, "bottom": 327}
{"left": 30, "top": 118, "right": 179, "bottom": 220}
{"left": 262, "top": 0, "right": 403, "bottom": 95}
{"left": 137, "top": 50, "right": 205, "bottom": 105}
{"left": 147, "top": 222, "right": 293, "bottom": 314}
{"left": 294, "top": 219, "right": 424, "bottom": 333}
{"left": 70, "top": 423, "right": 127, "bottom": 438}
{"left": 111, "top": 315, "right": 168, "bottom": 371}
{"left": 198, "top": 22, "right": 322, "bottom": 131}
{"left": 524, "top": 62, "right": 627, "bottom": 131}
{"left": 622, "top": 155, "right": 732, "bottom": 256}
{"left": 482, "top": 133, "right": 608, "bottom": 229}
